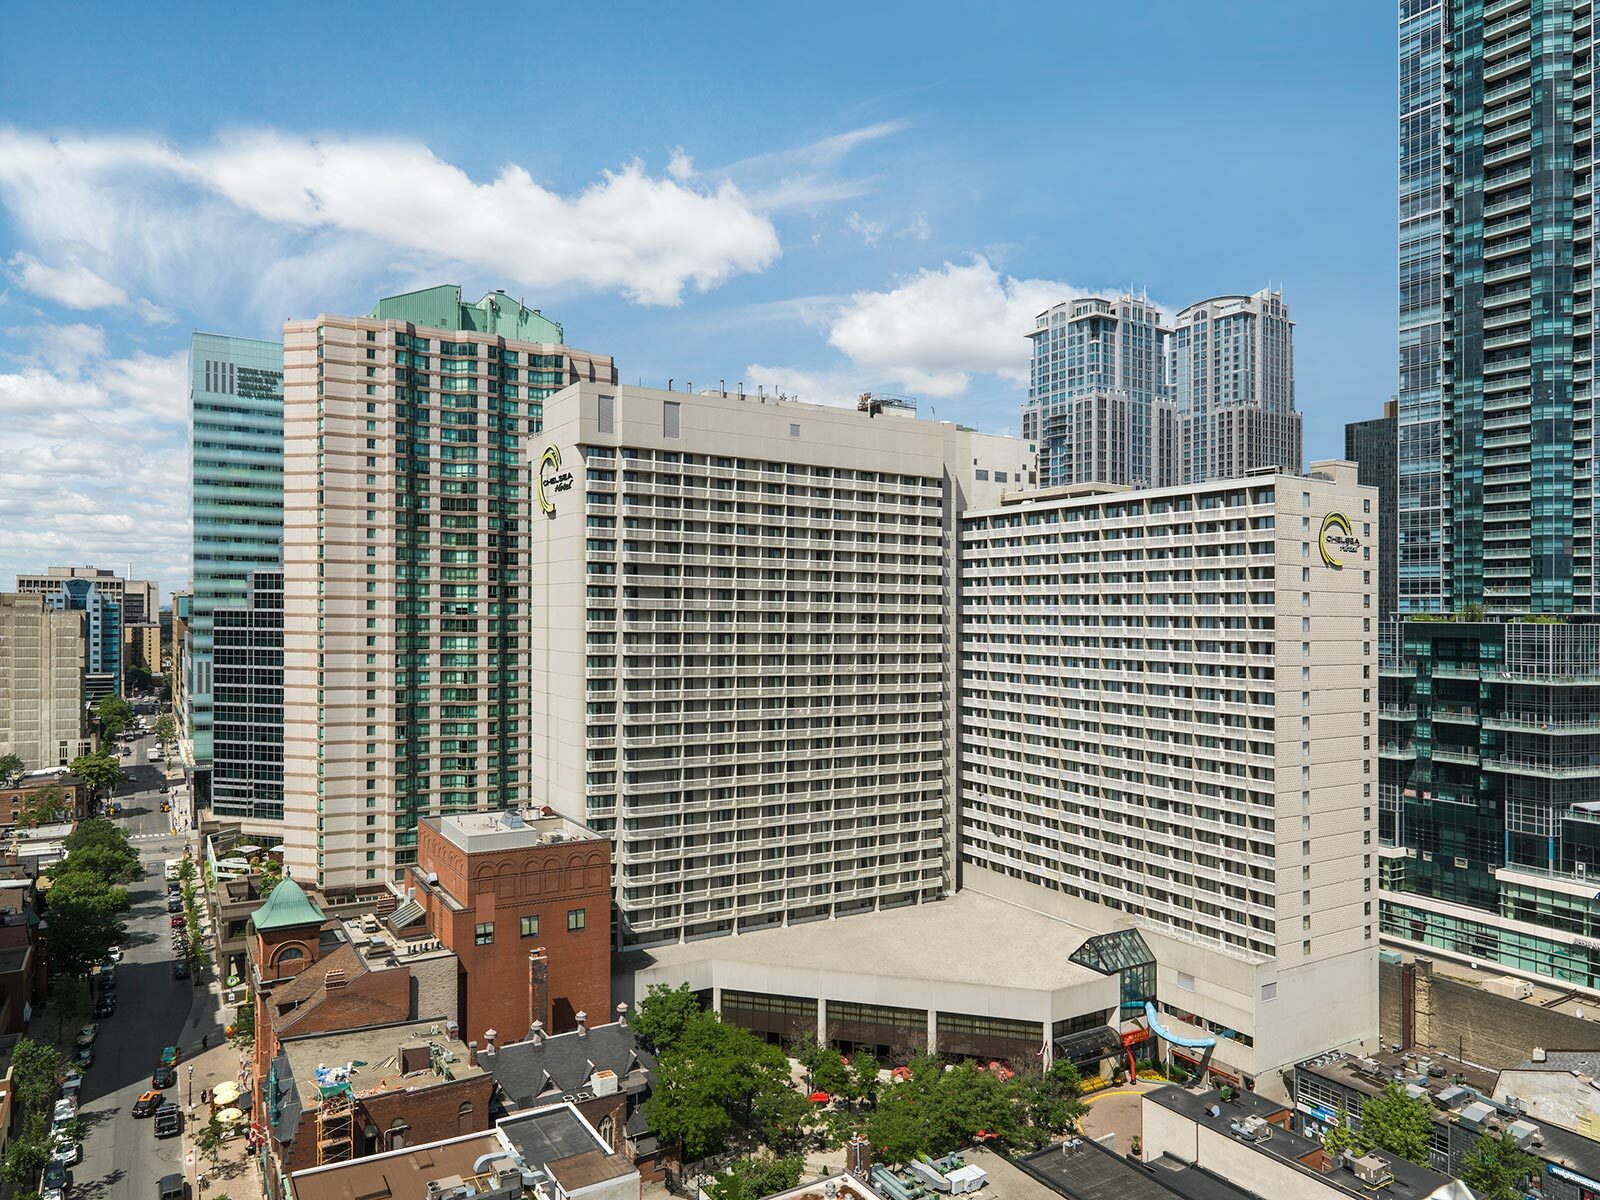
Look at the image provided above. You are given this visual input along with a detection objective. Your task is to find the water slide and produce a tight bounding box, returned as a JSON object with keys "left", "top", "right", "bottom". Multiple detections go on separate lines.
{"left": 1144, "top": 1002, "right": 1217, "bottom": 1050}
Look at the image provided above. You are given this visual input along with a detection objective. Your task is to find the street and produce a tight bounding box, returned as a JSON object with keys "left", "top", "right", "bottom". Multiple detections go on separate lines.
{"left": 61, "top": 745, "right": 220, "bottom": 1200}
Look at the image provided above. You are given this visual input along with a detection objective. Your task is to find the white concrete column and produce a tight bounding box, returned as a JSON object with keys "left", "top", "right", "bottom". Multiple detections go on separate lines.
{"left": 817, "top": 998, "right": 828, "bottom": 1047}
{"left": 711, "top": 985, "right": 722, "bottom": 1013}
{"left": 927, "top": 1008, "right": 937, "bottom": 1055}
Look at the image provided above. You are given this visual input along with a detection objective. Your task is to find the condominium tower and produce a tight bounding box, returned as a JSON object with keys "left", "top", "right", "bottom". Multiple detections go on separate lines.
{"left": 527, "top": 383, "right": 1028, "bottom": 946}
{"left": 189, "top": 333, "right": 285, "bottom": 801}
{"left": 1345, "top": 400, "right": 1400, "bottom": 623}
{"left": 1171, "top": 290, "right": 1301, "bottom": 484}
{"left": 212, "top": 569, "right": 284, "bottom": 828}
{"left": 959, "top": 463, "right": 1378, "bottom": 1078}
{"left": 0, "top": 593, "right": 92, "bottom": 769}
{"left": 281, "top": 286, "right": 615, "bottom": 894}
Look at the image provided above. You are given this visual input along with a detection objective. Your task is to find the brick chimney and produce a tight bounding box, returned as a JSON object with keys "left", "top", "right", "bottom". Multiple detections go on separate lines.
{"left": 528, "top": 947, "right": 549, "bottom": 1035}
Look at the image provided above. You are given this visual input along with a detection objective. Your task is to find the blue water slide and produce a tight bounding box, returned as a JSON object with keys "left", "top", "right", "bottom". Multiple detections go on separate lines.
{"left": 1144, "top": 1001, "right": 1217, "bottom": 1050}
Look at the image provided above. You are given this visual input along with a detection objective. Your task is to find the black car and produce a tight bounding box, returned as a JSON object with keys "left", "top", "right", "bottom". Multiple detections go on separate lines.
{"left": 153, "top": 1105, "right": 181, "bottom": 1138}
{"left": 132, "top": 1091, "right": 162, "bottom": 1118}
{"left": 92, "top": 996, "right": 115, "bottom": 1018}
{"left": 171, "top": 961, "right": 189, "bottom": 980}
{"left": 166, "top": 898, "right": 182, "bottom": 913}
{"left": 151, "top": 1066, "right": 176, "bottom": 1089}
{"left": 42, "top": 1158, "right": 69, "bottom": 1191}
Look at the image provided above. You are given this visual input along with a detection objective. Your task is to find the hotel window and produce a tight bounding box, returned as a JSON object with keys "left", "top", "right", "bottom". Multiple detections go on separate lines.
{"left": 567, "top": 908, "right": 587, "bottom": 931}
{"left": 598, "top": 394, "right": 615, "bottom": 434}
{"left": 475, "top": 922, "right": 494, "bottom": 945}
{"left": 521, "top": 915, "right": 540, "bottom": 938}
{"left": 663, "top": 401, "right": 681, "bottom": 438}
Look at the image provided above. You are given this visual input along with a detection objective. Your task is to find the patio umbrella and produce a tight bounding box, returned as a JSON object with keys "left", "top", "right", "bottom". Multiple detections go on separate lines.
{"left": 212, "top": 1082, "right": 241, "bottom": 1106}
{"left": 216, "top": 1107, "right": 245, "bottom": 1124}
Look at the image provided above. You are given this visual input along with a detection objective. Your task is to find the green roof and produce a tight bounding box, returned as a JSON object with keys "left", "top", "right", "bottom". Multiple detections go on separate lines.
{"left": 369, "top": 284, "right": 563, "bottom": 343}
{"left": 250, "top": 877, "right": 325, "bottom": 932}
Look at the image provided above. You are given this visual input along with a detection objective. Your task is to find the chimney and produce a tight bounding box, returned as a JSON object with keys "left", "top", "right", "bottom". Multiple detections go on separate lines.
{"left": 847, "top": 1134, "right": 873, "bottom": 1178}
{"left": 483, "top": 1029, "right": 497, "bottom": 1056}
{"left": 468, "top": 1040, "right": 479, "bottom": 1067}
{"left": 576, "top": 1011, "right": 588, "bottom": 1037}
{"left": 529, "top": 1020, "right": 546, "bottom": 1045}
{"left": 528, "top": 948, "right": 549, "bottom": 1035}
{"left": 616, "top": 1002, "right": 629, "bottom": 1028}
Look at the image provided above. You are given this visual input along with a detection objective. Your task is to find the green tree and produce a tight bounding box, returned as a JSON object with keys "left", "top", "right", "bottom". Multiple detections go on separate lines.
{"left": 633, "top": 982, "right": 703, "bottom": 1053}
{"left": 647, "top": 1010, "right": 806, "bottom": 1161}
{"left": 93, "top": 696, "right": 134, "bottom": 740}
{"left": 42, "top": 868, "right": 129, "bottom": 989}
{"left": 0, "top": 753, "right": 24, "bottom": 788}
{"left": 1016, "top": 1059, "right": 1087, "bottom": 1143}
{"left": 850, "top": 1052, "right": 882, "bottom": 1106}
{"left": 10, "top": 1040, "right": 60, "bottom": 1117}
{"left": 1357, "top": 1082, "right": 1434, "bottom": 1166}
{"left": 196, "top": 1115, "right": 227, "bottom": 1169}
{"left": 66, "top": 752, "right": 125, "bottom": 805}
{"left": 704, "top": 1154, "right": 804, "bottom": 1200}
{"left": 154, "top": 713, "right": 177, "bottom": 752}
{"left": 864, "top": 1056, "right": 1028, "bottom": 1164}
{"left": 230, "top": 1001, "right": 256, "bottom": 1049}
{"left": 14, "top": 785, "right": 68, "bottom": 829}
{"left": 1322, "top": 1107, "right": 1355, "bottom": 1157}
{"left": 798, "top": 1042, "right": 852, "bottom": 1100}
{"left": 1460, "top": 1132, "right": 1539, "bottom": 1200}
{"left": 257, "top": 855, "right": 283, "bottom": 900}
{"left": 1, "top": 1114, "right": 51, "bottom": 1184}
{"left": 63, "top": 818, "right": 138, "bottom": 869}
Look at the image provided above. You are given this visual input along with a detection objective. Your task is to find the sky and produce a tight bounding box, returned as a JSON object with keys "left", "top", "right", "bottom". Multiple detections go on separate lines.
{"left": 0, "top": 1, "right": 1397, "bottom": 602}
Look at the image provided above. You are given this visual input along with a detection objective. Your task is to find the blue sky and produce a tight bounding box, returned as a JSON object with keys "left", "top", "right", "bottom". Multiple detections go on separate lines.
{"left": 0, "top": 1, "right": 1396, "bottom": 599}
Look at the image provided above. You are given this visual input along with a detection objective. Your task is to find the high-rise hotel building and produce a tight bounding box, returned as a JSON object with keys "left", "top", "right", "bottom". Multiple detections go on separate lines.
{"left": 958, "top": 462, "right": 1378, "bottom": 1076}
{"left": 281, "top": 286, "right": 614, "bottom": 895}
{"left": 526, "top": 384, "right": 1029, "bottom": 946}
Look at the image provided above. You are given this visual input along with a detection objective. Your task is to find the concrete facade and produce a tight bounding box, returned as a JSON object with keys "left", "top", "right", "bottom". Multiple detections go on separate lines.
{"left": 956, "top": 463, "right": 1380, "bottom": 1081}
{"left": 0, "top": 593, "right": 91, "bottom": 771}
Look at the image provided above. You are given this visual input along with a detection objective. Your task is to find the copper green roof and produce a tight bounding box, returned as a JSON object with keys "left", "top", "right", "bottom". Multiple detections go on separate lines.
{"left": 249, "top": 877, "right": 325, "bottom": 932}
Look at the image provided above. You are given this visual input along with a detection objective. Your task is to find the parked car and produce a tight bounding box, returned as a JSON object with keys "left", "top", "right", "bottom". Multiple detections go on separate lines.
{"left": 93, "top": 995, "right": 115, "bottom": 1019}
{"left": 52, "top": 1099, "right": 75, "bottom": 1126}
{"left": 158, "top": 1173, "right": 184, "bottom": 1200}
{"left": 75, "top": 1046, "right": 93, "bottom": 1069}
{"left": 106, "top": 946, "right": 122, "bottom": 962}
{"left": 158, "top": 784, "right": 168, "bottom": 794}
{"left": 151, "top": 1066, "right": 176, "bottom": 1089}
{"left": 49, "top": 1136, "right": 81, "bottom": 1167}
{"left": 42, "top": 1158, "right": 69, "bottom": 1194}
{"left": 166, "top": 898, "right": 183, "bottom": 914}
{"left": 169, "top": 914, "right": 185, "bottom": 928}
{"left": 74, "top": 1025, "right": 97, "bottom": 1047}
{"left": 153, "top": 1105, "right": 181, "bottom": 1138}
{"left": 159, "top": 1045, "right": 180, "bottom": 1067}
{"left": 171, "top": 961, "right": 189, "bottom": 980}
{"left": 132, "top": 1091, "right": 162, "bottom": 1118}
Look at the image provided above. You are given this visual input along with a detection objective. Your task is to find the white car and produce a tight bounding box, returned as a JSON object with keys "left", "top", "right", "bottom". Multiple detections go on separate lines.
{"left": 74, "top": 1024, "right": 97, "bottom": 1047}
{"left": 51, "top": 1098, "right": 75, "bottom": 1125}
{"left": 49, "top": 1137, "right": 81, "bottom": 1167}
{"left": 106, "top": 946, "right": 122, "bottom": 963}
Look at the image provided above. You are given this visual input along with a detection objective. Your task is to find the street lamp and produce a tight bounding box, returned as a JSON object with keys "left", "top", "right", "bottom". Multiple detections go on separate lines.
{"left": 187, "top": 1063, "right": 194, "bottom": 1107}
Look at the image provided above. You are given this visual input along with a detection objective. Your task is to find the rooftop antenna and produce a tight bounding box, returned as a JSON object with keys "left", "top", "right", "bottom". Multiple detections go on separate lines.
{"left": 668, "top": 378, "right": 673, "bottom": 391}
{"left": 720, "top": 379, "right": 726, "bottom": 397}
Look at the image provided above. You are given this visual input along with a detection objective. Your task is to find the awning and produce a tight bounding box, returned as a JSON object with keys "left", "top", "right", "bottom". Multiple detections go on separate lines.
{"left": 1053, "top": 1025, "right": 1122, "bottom": 1064}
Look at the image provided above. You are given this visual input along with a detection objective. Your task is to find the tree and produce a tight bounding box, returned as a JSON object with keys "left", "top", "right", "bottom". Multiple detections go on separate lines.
{"left": 704, "top": 1154, "right": 804, "bottom": 1200}
{"left": 0, "top": 1114, "right": 50, "bottom": 1185}
{"left": 258, "top": 855, "right": 284, "bottom": 900}
{"left": 1357, "top": 1082, "right": 1434, "bottom": 1166}
{"left": 15, "top": 785, "right": 68, "bottom": 829}
{"left": 864, "top": 1056, "right": 1028, "bottom": 1164}
{"left": 0, "top": 753, "right": 24, "bottom": 788}
{"left": 1322, "top": 1107, "right": 1355, "bottom": 1157}
{"left": 93, "top": 696, "right": 134, "bottom": 740}
{"left": 63, "top": 818, "right": 138, "bottom": 868}
{"left": 229, "top": 1001, "right": 256, "bottom": 1050}
{"left": 42, "top": 868, "right": 129, "bottom": 984}
{"left": 798, "top": 1042, "right": 852, "bottom": 1100}
{"left": 196, "top": 1115, "right": 227, "bottom": 1169}
{"left": 850, "top": 1052, "right": 882, "bottom": 1106}
{"left": 10, "top": 1040, "right": 60, "bottom": 1117}
{"left": 633, "top": 982, "right": 703, "bottom": 1053}
{"left": 1016, "top": 1059, "right": 1087, "bottom": 1143}
{"left": 66, "top": 752, "right": 125, "bottom": 804}
{"left": 154, "top": 714, "right": 177, "bottom": 753}
{"left": 1460, "top": 1132, "right": 1539, "bottom": 1200}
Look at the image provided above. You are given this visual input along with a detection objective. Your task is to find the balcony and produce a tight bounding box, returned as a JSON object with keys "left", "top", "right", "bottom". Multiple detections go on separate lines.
{"left": 1431, "top": 662, "right": 1482, "bottom": 680}
{"left": 1484, "top": 755, "right": 1600, "bottom": 779}
{"left": 1431, "top": 706, "right": 1479, "bottom": 725}
{"left": 1380, "top": 741, "right": 1418, "bottom": 761}
{"left": 1431, "top": 745, "right": 1482, "bottom": 767}
{"left": 1380, "top": 705, "right": 1418, "bottom": 722}
{"left": 1484, "top": 712, "right": 1600, "bottom": 734}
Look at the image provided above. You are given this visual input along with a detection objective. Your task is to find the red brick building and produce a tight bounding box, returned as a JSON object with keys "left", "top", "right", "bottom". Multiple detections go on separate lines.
{"left": 405, "top": 809, "right": 611, "bottom": 1043}
{"left": 0, "top": 770, "right": 84, "bottom": 832}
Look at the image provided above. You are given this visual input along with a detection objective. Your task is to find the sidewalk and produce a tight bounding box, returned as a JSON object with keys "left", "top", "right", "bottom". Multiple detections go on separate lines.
{"left": 184, "top": 1033, "right": 262, "bottom": 1200}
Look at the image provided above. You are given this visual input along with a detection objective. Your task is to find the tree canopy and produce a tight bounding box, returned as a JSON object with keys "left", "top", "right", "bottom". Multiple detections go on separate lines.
{"left": 1357, "top": 1082, "right": 1435, "bottom": 1166}
{"left": 864, "top": 1056, "right": 1028, "bottom": 1163}
{"left": 67, "top": 752, "right": 124, "bottom": 803}
{"left": 93, "top": 696, "right": 134, "bottom": 739}
{"left": 1460, "top": 1132, "right": 1539, "bottom": 1200}
{"left": 14, "top": 785, "right": 68, "bottom": 829}
{"left": 633, "top": 981, "right": 704, "bottom": 1053}
{"left": 0, "top": 754, "right": 23, "bottom": 788}
{"left": 704, "top": 1153, "right": 804, "bottom": 1200}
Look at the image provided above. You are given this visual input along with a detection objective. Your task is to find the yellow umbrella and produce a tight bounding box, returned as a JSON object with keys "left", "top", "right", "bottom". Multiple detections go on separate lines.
{"left": 215, "top": 1107, "right": 244, "bottom": 1124}
{"left": 212, "top": 1082, "right": 241, "bottom": 1106}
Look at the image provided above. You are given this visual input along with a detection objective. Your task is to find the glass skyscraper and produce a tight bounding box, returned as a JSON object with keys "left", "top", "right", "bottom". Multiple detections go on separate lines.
{"left": 189, "top": 333, "right": 284, "bottom": 802}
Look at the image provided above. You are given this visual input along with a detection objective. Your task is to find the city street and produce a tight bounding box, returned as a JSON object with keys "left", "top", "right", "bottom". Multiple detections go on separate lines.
{"left": 58, "top": 759, "right": 220, "bottom": 1200}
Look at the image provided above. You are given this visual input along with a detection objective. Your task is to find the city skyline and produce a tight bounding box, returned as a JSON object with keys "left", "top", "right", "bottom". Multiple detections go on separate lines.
{"left": 0, "top": 1, "right": 1397, "bottom": 598}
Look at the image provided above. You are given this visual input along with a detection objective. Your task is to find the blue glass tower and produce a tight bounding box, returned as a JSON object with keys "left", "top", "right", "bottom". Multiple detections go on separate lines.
{"left": 48, "top": 577, "right": 120, "bottom": 700}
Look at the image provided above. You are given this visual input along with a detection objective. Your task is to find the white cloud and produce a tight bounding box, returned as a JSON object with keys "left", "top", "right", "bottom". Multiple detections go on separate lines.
{"left": 667, "top": 148, "right": 694, "bottom": 181}
{"left": 716, "top": 120, "right": 908, "bottom": 213}
{"left": 7, "top": 252, "right": 128, "bottom": 309}
{"left": 826, "top": 257, "right": 1093, "bottom": 397}
{"left": 899, "top": 212, "right": 931, "bottom": 241}
{"left": 0, "top": 126, "right": 785, "bottom": 312}
{"left": 742, "top": 363, "right": 871, "bottom": 409}
{"left": 845, "top": 212, "right": 884, "bottom": 246}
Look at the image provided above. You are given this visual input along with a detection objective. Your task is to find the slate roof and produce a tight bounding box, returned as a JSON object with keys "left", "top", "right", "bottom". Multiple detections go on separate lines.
{"left": 250, "top": 877, "right": 325, "bottom": 932}
{"left": 482, "top": 1022, "right": 654, "bottom": 1111}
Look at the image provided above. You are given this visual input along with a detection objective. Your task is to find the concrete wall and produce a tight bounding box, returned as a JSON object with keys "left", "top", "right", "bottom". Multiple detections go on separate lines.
{"left": 1384, "top": 958, "right": 1600, "bottom": 1069}
{"left": 1141, "top": 1098, "right": 1332, "bottom": 1200}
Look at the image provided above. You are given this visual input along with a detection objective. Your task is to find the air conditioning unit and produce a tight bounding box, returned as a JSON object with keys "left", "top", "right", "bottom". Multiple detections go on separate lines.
{"left": 591, "top": 1069, "right": 618, "bottom": 1096}
{"left": 1352, "top": 1156, "right": 1393, "bottom": 1187}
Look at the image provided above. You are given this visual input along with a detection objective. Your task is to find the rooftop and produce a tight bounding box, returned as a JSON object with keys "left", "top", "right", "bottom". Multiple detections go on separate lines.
{"left": 280, "top": 1017, "right": 484, "bottom": 1108}
{"left": 498, "top": 1104, "right": 637, "bottom": 1191}
{"left": 1018, "top": 1139, "right": 1256, "bottom": 1200}
{"left": 251, "top": 877, "right": 326, "bottom": 932}
{"left": 483, "top": 1020, "right": 653, "bottom": 1114}
{"left": 288, "top": 1130, "right": 505, "bottom": 1200}
{"left": 369, "top": 285, "right": 565, "bottom": 345}
{"left": 630, "top": 890, "right": 1108, "bottom": 994}
{"left": 1147, "top": 1087, "right": 1466, "bottom": 1200}
{"left": 426, "top": 809, "right": 603, "bottom": 857}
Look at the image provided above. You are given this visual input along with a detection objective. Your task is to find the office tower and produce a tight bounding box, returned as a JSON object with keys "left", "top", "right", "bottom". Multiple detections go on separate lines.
{"left": 15, "top": 566, "right": 160, "bottom": 697}
{"left": 212, "top": 569, "right": 284, "bottom": 827}
{"left": 528, "top": 383, "right": 1027, "bottom": 947}
{"left": 281, "top": 286, "right": 615, "bottom": 895}
{"left": 15, "top": 567, "right": 156, "bottom": 626}
{"left": 47, "top": 578, "right": 120, "bottom": 701}
{"left": 1171, "top": 289, "right": 1302, "bottom": 483}
{"left": 959, "top": 463, "right": 1378, "bottom": 1079}
{"left": 188, "top": 333, "right": 284, "bottom": 802}
{"left": 1345, "top": 400, "right": 1399, "bottom": 623}
{"left": 0, "top": 594, "right": 92, "bottom": 769}
{"left": 1024, "top": 296, "right": 1168, "bottom": 489}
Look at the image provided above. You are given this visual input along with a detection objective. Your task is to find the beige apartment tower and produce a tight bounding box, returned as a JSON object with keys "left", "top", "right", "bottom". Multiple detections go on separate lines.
{"left": 0, "top": 593, "right": 92, "bottom": 770}
{"left": 526, "top": 384, "right": 1030, "bottom": 947}
{"left": 280, "top": 286, "right": 614, "bottom": 895}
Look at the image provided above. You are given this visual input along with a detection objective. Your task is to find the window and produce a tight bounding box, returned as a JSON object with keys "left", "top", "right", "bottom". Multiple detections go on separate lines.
{"left": 1261, "top": 982, "right": 1277, "bottom": 1002}
{"left": 598, "top": 394, "right": 615, "bottom": 434}
{"left": 521, "top": 915, "right": 541, "bottom": 938}
{"left": 663, "top": 401, "right": 681, "bottom": 438}
{"left": 788, "top": 423, "right": 801, "bottom": 438}
{"left": 567, "top": 908, "right": 587, "bottom": 931}
{"left": 475, "top": 922, "right": 495, "bottom": 945}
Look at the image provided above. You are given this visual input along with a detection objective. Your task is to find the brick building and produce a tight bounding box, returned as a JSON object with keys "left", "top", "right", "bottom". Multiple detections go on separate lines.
{"left": 398, "top": 809, "right": 610, "bottom": 1042}
{"left": 0, "top": 770, "right": 85, "bottom": 832}
{"left": 261, "top": 1017, "right": 493, "bottom": 1198}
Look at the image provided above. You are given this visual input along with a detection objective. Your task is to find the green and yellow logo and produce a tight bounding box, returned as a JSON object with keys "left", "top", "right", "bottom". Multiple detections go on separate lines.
{"left": 1319, "top": 511, "right": 1360, "bottom": 570}
{"left": 536, "top": 444, "right": 573, "bottom": 515}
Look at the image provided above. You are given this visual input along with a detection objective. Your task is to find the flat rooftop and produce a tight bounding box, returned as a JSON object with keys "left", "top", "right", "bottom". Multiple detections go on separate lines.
{"left": 1299, "top": 1047, "right": 1501, "bottom": 1099}
{"left": 632, "top": 891, "right": 1106, "bottom": 993}
{"left": 1148, "top": 1087, "right": 1463, "bottom": 1200}
{"left": 497, "top": 1104, "right": 636, "bottom": 1190}
{"left": 280, "top": 1017, "right": 484, "bottom": 1101}
{"left": 288, "top": 1130, "right": 503, "bottom": 1200}
{"left": 1019, "top": 1140, "right": 1255, "bottom": 1200}
{"left": 426, "top": 808, "right": 601, "bottom": 855}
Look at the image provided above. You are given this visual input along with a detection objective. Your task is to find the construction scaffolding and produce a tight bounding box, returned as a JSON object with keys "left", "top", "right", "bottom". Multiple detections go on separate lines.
{"left": 316, "top": 1088, "right": 353, "bottom": 1165}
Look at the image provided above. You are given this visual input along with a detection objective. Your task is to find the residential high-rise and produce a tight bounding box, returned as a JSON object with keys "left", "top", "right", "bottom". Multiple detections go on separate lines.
{"left": 281, "top": 286, "right": 615, "bottom": 895}
{"left": 15, "top": 566, "right": 159, "bottom": 698}
{"left": 1170, "top": 290, "right": 1301, "bottom": 483}
{"left": 1345, "top": 400, "right": 1399, "bottom": 623}
{"left": 0, "top": 594, "right": 92, "bottom": 770}
{"left": 189, "top": 333, "right": 285, "bottom": 802}
{"left": 212, "top": 569, "right": 284, "bottom": 828}
{"left": 528, "top": 383, "right": 1028, "bottom": 947}
{"left": 18, "top": 568, "right": 158, "bottom": 629}
{"left": 1024, "top": 296, "right": 1171, "bottom": 489}
{"left": 957, "top": 463, "right": 1377, "bottom": 1079}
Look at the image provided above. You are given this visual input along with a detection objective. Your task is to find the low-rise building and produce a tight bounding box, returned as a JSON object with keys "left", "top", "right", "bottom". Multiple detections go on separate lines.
{"left": 1143, "top": 1086, "right": 1471, "bottom": 1200}
{"left": 0, "top": 770, "right": 85, "bottom": 832}
{"left": 262, "top": 1017, "right": 494, "bottom": 1197}
{"left": 1016, "top": 1138, "right": 1258, "bottom": 1200}
{"left": 1293, "top": 1047, "right": 1600, "bottom": 1198}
